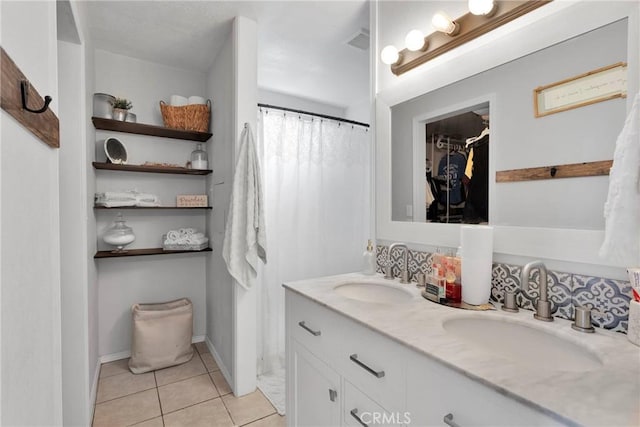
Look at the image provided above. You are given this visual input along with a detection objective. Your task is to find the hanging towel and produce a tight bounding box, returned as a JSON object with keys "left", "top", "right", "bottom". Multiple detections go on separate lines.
{"left": 599, "top": 92, "right": 640, "bottom": 265}
{"left": 223, "top": 124, "right": 267, "bottom": 289}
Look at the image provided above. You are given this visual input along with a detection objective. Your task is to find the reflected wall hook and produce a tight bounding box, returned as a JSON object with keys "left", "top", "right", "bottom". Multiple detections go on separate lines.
{"left": 21, "top": 80, "right": 52, "bottom": 114}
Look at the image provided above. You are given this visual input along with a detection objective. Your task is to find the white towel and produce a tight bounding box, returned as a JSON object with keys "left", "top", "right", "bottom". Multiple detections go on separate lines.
{"left": 222, "top": 124, "right": 267, "bottom": 289}
{"left": 599, "top": 92, "right": 640, "bottom": 265}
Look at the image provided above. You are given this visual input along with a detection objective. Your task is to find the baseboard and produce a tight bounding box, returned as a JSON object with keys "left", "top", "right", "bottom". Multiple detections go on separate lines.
{"left": 100, "top": 335, "right": 205, "bottom": 363}
{"left": 205, "top": 336, "right": 234, "bottom": 395}
{"left": 89, "top": 358, "right": 101, "bottom": 424}
{"left": 100, "top": 350, "right": 131, "bottom": 364}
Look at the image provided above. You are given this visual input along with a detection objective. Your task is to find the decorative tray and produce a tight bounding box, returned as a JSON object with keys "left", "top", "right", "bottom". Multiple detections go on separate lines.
{"left": 421, "top": 290, "right": 496, "bottom": 311}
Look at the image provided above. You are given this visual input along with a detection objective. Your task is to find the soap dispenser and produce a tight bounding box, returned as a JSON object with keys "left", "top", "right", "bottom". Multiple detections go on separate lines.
{"left": 362, "top": 240, "right": 376, "bottom": 275}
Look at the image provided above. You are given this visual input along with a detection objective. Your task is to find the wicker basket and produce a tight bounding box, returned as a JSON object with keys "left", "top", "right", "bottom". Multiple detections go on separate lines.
{"left": 159, "top": 100, "right": 211, "bottom": 133}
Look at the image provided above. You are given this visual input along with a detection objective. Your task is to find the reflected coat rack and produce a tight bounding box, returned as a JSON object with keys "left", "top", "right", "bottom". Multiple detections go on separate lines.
{"left": 1, "top": 47, "right": 59, "bottom": 148}
{"left": 495, "top": 160, "right": 613, "bottom": 182}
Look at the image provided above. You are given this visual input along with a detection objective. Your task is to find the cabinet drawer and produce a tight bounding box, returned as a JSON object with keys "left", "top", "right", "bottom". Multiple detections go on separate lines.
{"left": 343, "top": 380, "right": 389, "bottom": 427}
{"left": 405, "top": 349, "right": 562, "bottom": 427}
{"left": 287, "top": 291, "right": 340, "bottom": 360}
{"left": 334, "top": 317, "right": 406, "bottom": 412}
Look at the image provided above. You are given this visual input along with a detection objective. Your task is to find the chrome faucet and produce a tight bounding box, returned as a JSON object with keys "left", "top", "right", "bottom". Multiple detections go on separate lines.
{"left": 520, "top": 261, "right": 553, "bottom": 322}
{"left": 385, "top": 242, "right": 409, "bottom": 283}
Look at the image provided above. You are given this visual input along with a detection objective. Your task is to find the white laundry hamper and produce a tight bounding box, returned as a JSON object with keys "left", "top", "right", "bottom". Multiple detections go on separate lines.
{"left": 128, "top": 298, "right": 194, "bottom": 374}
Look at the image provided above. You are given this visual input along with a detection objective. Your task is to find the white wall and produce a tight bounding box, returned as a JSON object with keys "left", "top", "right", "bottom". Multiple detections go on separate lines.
{"left": 77, "top": 2, "right": 101, "bottom": 414}
{"left": 206, "top": 26, "right": 235, "bottom": 380}
{"left": 93, "top": 50, "right": 209, "bottom": 356}
{"left": 94, "top": 49, "right": 208, "bottom": 126}
{"left": 205, "top": 15, "right": 260, "bottom": 397}
{"left": 258, "top": 88, "right": 346, "bottom": 119}
{"left": 0, "top": 1, "right": 63, "bottom": 424}
{"left": 58, "top": 37, "right": 91, "bottom": 426}
{"left": 233, "top": 15, "right": 259, "bottom": 397}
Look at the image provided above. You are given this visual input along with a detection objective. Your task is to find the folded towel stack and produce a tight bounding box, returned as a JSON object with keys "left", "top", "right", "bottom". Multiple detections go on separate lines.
{"left": 95, "top": 190, "right": 161, "bottom": 207}
{"left": 163, "top": 228, "right": 209, "bottom": 250}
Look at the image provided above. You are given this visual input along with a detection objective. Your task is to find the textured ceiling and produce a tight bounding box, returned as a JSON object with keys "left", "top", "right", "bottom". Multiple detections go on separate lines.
{"left": 85, "top": 0, "right": 370, "bottom": 109}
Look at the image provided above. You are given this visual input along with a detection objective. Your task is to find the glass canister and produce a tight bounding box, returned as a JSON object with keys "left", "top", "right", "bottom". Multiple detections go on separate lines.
{"left": 103, "top": 213, "right": 135, "bottom": 253}
{"left": 190, "top": 143, "right": 208, "bottom": 170}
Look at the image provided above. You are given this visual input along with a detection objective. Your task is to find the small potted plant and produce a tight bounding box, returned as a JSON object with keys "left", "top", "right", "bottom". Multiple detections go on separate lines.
{"left": 111, "top": 98, "right": 132, "bottom": 121}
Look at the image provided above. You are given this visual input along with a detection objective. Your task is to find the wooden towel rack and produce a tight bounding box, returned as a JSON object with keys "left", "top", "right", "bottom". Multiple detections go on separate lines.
{"left": 496, "top": 160, "right": 613, "bottom": 183}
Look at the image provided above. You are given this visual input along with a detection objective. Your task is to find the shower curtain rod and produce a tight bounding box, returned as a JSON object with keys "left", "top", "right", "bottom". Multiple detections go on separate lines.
{"left": 257, "top": 103, "right": 370, "bottom": 128}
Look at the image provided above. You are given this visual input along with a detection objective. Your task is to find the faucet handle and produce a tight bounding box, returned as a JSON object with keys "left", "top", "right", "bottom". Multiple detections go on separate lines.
{"left": 400, "top": 270, "right": 409, "bottom": 284}
{"left": 572, "top": 306, "right": 595, "bottom": 333}
{"left": 384, "top": 263, "right": 394, "bottom": 280}
{"left": 501, "top": 289, "right": 519, "bottom": 313}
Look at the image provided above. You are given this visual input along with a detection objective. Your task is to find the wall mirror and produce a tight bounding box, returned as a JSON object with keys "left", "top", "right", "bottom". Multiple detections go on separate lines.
{"left": 376, "top": 1, "right": 639, "bottom": 268}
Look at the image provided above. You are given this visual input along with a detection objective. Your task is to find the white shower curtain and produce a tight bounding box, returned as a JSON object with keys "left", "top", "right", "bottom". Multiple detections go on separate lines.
{"left": 256, "top": 108, "right": 370, "bottom": 413}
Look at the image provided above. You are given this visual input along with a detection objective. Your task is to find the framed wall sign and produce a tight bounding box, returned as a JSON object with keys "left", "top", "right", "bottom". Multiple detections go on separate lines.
{"left": 534, "top": 62, "right": 627, "bottom": 117}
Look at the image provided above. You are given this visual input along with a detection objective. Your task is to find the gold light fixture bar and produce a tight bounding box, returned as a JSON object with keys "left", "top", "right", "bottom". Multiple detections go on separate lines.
{"left": 391, "top": 0, "right": 553, "bottom": 76}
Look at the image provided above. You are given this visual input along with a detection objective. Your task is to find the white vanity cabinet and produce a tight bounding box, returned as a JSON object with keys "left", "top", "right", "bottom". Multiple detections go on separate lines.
{"left": 405, "top": 350, "right": 562, "bottom": 427}
{"left": 286, "top": 288, "right": 566, "bottom": 427}
{"left": 289, "top": 338, "right": 341, "bottom": 426}
{"left": 286, "top": 290, "right": 403, "bottom": 427}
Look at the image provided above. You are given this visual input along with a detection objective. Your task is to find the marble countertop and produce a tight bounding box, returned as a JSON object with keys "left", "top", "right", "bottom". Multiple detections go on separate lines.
{"left": 283, "top": 272, "right": 640, "bottom": 427}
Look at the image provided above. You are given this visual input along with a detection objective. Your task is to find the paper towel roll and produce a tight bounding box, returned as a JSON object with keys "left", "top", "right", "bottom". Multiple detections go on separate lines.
{"left": 461, "top": 225, "right": 494, "bottom": 305}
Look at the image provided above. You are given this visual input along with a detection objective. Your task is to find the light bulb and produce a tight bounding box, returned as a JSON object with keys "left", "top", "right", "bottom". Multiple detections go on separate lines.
{"left": 381, "top": 45, "right": 400, "bottom": 65}
{"left": 432, "top": 11, "right": 459, "bottom": 35}
{"left": 469, "top": 0, "right": 495, "bottom": 16}
{"left": 405, "top": 29, "right": 426, "bottom": 51}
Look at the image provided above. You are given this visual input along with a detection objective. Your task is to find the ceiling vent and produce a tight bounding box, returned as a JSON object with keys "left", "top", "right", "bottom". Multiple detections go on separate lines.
{"left": 346, "top": 28, "right": 370, "bottom": 51}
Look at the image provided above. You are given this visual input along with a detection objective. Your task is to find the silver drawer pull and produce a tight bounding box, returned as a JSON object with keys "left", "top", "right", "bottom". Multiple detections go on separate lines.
{"left": 350, "top": 409, "right": 368, "bottom": 427}
{"left": 443, "top": 413, "right": 461, "bottom": 427}
{"left": 328, "top": 388, "right": 337, "bottom": 402}
{"left": 349, "top": 354, "right": 385, "bottom": 378}
{"left": 298, "top": 321, "right": 321, "bottom": 336}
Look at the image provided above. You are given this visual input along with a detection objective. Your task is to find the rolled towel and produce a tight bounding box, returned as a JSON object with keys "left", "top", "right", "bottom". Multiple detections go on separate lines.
{"left": 179, "top": 228, "right": 197, "bottom": 236}
{"left": 166, "top": 230, "right": 181, "bottom": 243}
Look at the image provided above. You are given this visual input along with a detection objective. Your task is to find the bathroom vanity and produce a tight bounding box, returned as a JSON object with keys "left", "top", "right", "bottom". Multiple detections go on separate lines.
{"left": 284, "top": 273, "right": 640, "bottom": 427}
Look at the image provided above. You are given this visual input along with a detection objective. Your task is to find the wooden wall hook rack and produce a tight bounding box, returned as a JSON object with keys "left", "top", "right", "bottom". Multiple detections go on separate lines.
{"left": 21, "top": 80, "right": 52, "bottom": 114}
{"left": 496, "top": 160, "right": 613, "bottom": 183}
{"left": 1, "top": 47, "right": 59, "bottom": 148}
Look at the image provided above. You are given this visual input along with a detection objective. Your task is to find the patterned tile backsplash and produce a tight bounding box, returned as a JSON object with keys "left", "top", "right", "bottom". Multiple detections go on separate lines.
{"left": 376, "top": 245, "right": 632, "bottom": 333}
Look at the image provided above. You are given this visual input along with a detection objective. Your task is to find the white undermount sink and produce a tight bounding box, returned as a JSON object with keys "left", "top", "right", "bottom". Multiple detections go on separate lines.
{"left": 443, "top": 317, "right": 603, "bottom": 372}
{"left": 333, "top": 282, "right": 414, "bottom": 304}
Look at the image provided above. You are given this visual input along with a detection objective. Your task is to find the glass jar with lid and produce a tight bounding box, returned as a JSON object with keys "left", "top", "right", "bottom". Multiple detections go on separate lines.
{"left": 190, "top": 143, "right": 208, "bottom": 170}
{"left": 103, "top": 213, "right": 135, "bottom": 253}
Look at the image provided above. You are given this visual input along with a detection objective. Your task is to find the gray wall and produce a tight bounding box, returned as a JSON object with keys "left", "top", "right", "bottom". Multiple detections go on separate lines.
{"left": 392, "top": 19, "right": 627, "bottom": 229}
{"left": 1, "top": 1, "right": 63, "bottom": 423}
{"left": 94, "top": 49, "right": 209, "bottom": 356}
{"left": 206, "top": 30, "right": 235, "bottom": 375}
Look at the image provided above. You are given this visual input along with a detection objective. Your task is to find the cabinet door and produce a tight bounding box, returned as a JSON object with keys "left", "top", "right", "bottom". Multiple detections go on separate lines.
{"left": 289, "top": 338, "right": 341, "bottom": 427}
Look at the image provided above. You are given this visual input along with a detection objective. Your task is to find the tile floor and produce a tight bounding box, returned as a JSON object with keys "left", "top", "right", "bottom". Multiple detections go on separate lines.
{"left": 93, "top": 342, "right": 285, "bottom": 427}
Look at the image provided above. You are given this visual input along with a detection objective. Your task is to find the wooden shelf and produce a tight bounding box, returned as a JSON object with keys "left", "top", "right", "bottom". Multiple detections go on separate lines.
{"left": 94, "top": 247, "right": 212, "bottom": 259}
{"left": 92, "top": 117, "right": 212, "bottom": 142}
{"left": 94, "top": 206, "right": 212, "bottom": 210}
{"left": 92, "top": 162, "right": 212, "bottom": 175}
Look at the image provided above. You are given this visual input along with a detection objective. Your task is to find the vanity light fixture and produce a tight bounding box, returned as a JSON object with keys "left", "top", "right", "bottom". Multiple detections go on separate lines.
{"left": 383, "top": 0, "right": 553, "bottom": 76}
{"left": 468, "top": 0, "right": 496, "bottom": 16}
{"left": 381, "top": 45, "right": 401, "bottom": 65}
{"left": 431, "top": 11, "right": 459, "bottom": 36}
{"left": 405, "top": 29, "right": 428, "bottom": 52}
